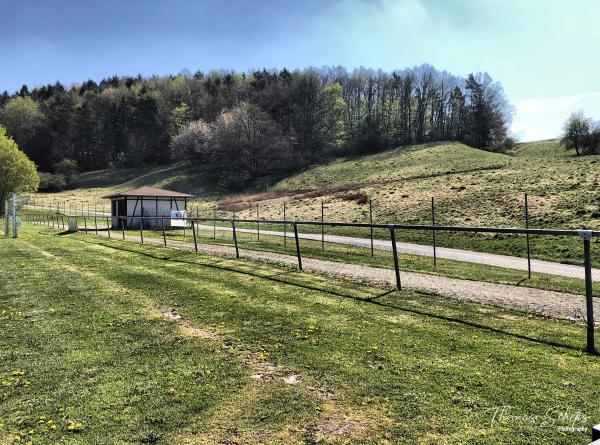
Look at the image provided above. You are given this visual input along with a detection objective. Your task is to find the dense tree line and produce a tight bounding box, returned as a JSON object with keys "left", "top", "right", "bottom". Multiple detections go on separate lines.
{"left": 0, "top": 65, "right": 513, "bottom": 189}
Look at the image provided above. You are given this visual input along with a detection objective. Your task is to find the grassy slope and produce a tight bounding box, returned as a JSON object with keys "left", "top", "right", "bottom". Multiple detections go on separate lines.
{"left": 1, "top": 227, "right": 599, "bottom": 444}
{"left": 33, "top": 139, "right": 600, "bottom": 229}
{"left": 29, "top": 139, "right": 600, "bottom": 267}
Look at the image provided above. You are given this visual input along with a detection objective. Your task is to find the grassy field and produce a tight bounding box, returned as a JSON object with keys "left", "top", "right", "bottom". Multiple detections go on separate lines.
{"left": 1, "top": 226, "right": 599, "bottom": 444}
{"left": 26, "top": 139, "right": 600, "bottom": 267}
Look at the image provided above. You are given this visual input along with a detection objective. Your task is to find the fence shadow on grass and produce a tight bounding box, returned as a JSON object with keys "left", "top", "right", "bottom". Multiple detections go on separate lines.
{"left": 51, "top": 230, "right": 585, "bottom": 354}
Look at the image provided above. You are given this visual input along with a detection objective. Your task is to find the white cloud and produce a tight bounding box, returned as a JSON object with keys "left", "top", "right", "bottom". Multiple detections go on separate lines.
{"left": 511, "top": 92, "right": 600, "bottom": 142}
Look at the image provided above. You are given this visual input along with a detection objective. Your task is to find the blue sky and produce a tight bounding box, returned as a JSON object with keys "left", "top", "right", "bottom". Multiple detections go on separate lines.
{"left": 1, "top": 0, "right": 599, "bottom": 141}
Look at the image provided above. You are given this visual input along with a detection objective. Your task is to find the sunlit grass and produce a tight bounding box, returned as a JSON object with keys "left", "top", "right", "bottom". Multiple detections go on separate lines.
{"left": 1, "top": 226, "right": 599, "bottom": 444}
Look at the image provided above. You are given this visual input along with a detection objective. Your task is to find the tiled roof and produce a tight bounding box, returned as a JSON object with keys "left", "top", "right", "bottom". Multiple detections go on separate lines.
{"left": 103, "top": 187, "right": 193, "bottom": 199}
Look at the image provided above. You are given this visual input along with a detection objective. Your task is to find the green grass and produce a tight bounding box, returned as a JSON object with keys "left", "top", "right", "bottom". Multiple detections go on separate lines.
{"left": 1, "top": 226, "right": 599, "bottom": 444}
{"left": 21, "top": 214, "right": 600, "bottom": 297}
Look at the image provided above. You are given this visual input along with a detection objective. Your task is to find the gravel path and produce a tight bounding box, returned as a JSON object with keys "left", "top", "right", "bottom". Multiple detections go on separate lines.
{"left": 197, "top": 224, "right": 600, "bottom": 281}
{"left": 69, "top": 226, "right": 599, "bottom": 325}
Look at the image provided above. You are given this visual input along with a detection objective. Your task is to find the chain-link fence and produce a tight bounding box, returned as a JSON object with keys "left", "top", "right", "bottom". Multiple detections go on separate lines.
{"left": 3, "top": 194, "right": 29, "bottom": 238}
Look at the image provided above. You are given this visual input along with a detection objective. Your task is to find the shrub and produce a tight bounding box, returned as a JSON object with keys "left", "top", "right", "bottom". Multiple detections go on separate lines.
{"left": 38, "top": 173, "right": 66, "bottom": 192}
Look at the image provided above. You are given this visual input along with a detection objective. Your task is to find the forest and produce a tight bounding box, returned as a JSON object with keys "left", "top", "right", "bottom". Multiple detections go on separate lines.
{"left": 0, "top": 65, "right": 513, "bottom": 189}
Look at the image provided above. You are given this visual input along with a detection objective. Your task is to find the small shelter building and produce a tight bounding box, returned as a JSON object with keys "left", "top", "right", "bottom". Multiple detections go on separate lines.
{"left": 104, "top": 187, "right": 193, "bottom": 229}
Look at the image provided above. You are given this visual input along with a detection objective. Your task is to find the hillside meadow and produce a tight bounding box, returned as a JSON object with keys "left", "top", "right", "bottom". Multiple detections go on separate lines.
{"left": 28, "top": 139, "right": 600, "bottom": 267}
{"left": 32, "top": 140, "right": 600, "bottom": 230}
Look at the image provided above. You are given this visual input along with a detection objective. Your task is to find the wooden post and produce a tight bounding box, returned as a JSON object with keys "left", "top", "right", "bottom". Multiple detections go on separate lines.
{"left": 583, "top": 234, "right": 595, "bottom": 354}
{"left": 389, "top": 225, "right": 401, "bottom": 290}
{"left": 232, "top": 219, "right": 239, "bottom": 259}
{"left": 256, "top": 204, "right": 260, "bottom": 241}
{"left": 525, "top": 193, "right": 531, "bottom": 279}
{"left": 369, "top": 199, "right": 374, "bottom": 257}
{"left": 192, "top": 219, "right": 198, "bottom": 253}
{"left": 294, "top": 223, "right": 302, "bottom": 271}
{"left": 432, "top": 197, "right": 437, "bottom": 267}
{"left": 321, "top": 200, "right": 325, "bottom": 251}
{"left": 283, "top": 201, "right": 287, "bottom": 247}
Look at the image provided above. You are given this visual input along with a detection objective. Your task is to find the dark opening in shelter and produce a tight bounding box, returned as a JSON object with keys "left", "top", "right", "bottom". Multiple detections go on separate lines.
{"left": 103, "top": 187, "right": 193, "bottom": 229}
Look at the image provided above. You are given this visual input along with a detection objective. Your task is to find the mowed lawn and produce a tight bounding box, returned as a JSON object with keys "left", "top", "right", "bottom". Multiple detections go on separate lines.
{"left": 1, "top": 227, "right": 599, "bottom": 444}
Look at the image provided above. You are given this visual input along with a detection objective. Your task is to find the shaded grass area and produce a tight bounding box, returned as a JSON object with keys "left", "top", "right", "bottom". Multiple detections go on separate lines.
{"left": 2, "top": 226, "right": 600, "bottom": 443}
{"left": 22, "top": 211, "right": 600, "bottom": 297}
{"left": 77, "top": 221, "right": 597, "bottom": 298}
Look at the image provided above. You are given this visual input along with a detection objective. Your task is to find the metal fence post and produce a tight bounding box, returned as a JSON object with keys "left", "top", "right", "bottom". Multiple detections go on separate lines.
{"left": 162, "top": 217, "right": 167, "bottom": 246}
{"left": 283, "top": 201, "right": 287, "bottom": 247}
{"left": 84, "top": 217, "right": 88, "bottom": 234}
{"left": 192, "top": 219, "right": 198, "bottom": 253}
{"left": 369, "top": 198, "right": 374, "bottom": 257}
{"left": 256, "top": 204, "right": 260, "bottom": 241}
{"left": 525, "top": 193, "right": 531, "bottom": 279}
{"left": 321, "top": 200, "right": 325, "bottom": 251}
{"left": 582, "top": 232, "right": 595, "bottom": 354}
{"left": 4, "top": 199, "right": 9, "bottom": 235}
{"left": 121, "top": 217, "right": 125, "bottom": 240}
{"left": 389, "top": 225, "right": 401, "bottom": 290}
{"left": 106, "top": 217, "right": 111, "bottom": 238}
{"left": 232, "top": 218, "right": 239, "bottom": 259}
{"left": 12, "top": 194, "right": 17, "bottom": 238}
{"left": 294, "top": 222, "right": 302, "bottom": 271}
{"left": 432, "top": 197, "right": 437, "bottom": 267}
{"left": 213, "top": 206, "right": 217, "bottom": 239}
{"left": 94, "top": 216, "right": 98, "bottom": 236}
{"left": 140, "top": 219, "right": 144, "bottom": 244}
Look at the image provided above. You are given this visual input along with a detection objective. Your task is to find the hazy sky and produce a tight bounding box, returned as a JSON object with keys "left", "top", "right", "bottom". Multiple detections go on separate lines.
{"left": 1, "top": 0, "right": 599, "bottom": 141}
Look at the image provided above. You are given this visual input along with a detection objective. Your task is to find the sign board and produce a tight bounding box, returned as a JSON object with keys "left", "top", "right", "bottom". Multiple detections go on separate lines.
{"left": 170, "top": 210, "right": 187, "bottom": 228}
